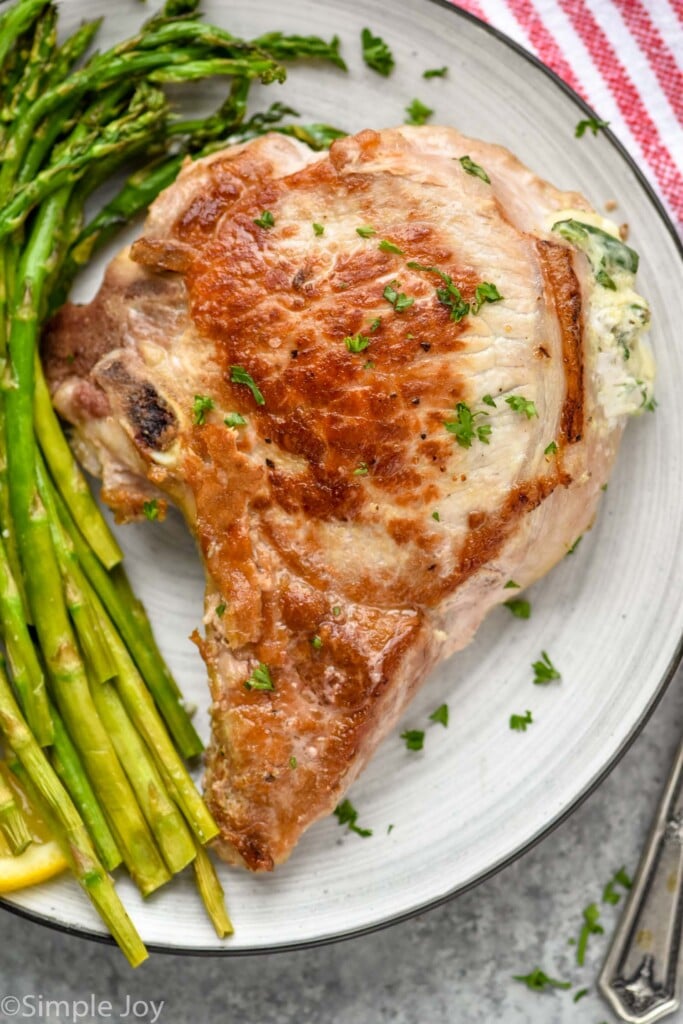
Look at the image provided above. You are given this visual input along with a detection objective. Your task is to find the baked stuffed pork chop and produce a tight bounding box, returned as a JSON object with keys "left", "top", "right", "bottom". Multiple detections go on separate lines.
{"left": 43, "top": 126, "right": 653, "bottom": 870}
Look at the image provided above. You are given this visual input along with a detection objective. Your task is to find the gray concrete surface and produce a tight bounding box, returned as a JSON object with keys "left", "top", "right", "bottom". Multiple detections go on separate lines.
{"left": 0, "top": 668, "right": 681, "bottom": 1024}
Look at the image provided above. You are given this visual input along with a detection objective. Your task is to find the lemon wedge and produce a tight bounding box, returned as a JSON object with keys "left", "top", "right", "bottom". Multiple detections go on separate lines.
{"left": 0, "top": 765, "right": 68, "bottom": 893}
{"left": 0, "top": 838, "right": 68, "bottom": 893}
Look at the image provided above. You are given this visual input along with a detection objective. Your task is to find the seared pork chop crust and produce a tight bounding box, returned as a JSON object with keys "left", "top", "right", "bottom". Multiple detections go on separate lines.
{"left": 44, "top": 128, "right": 621, "bottom": 869}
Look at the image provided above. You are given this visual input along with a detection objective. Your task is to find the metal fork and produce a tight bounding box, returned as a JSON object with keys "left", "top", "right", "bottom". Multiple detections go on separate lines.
{"left": 599, "top": 738, "right": 683, "bottom": 1023}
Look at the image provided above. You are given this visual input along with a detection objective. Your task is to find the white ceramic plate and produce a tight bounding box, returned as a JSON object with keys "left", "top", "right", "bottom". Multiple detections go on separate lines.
{"left": 4, "top": 0, "right": 683, "bottom": 955}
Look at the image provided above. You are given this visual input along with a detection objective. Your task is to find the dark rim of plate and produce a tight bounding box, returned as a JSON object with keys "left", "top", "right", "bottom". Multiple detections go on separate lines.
{"left": 2, "top": 0, "right": 682, "bottom": 959}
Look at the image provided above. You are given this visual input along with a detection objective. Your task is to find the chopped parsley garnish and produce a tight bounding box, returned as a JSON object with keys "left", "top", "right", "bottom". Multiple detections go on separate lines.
{"left": 387, "top": 823, "right": 394, "bottom": 834}
{"left": 401, "top": 729, "right": 425, "bottom": 751}
{"left": 334, "top": 798, "right": 372, "bottom": 837}
{"left": 311, "top": 635, "right": 323, "bottom": 650}
{"left": 472, "top": 282, "right": 503, "bottom": 313}
{"left": 567, "top": 536, "right": 582, "bottom": 554}
{"left": 356, "top": 225, "right": 376, "bottom": 238}
{"left": 573, "top": 989, "right": 588, "bottom": 1003}
{"left": 378, "top": 239, "right": 405, "bottom": 255}
{"left": 406, "top": 261, "right": 469, "bottom": 321}
{"left": 596, "top": 268, "right": 617, "bottom": 290}
{"left": 224, "top": 412, "right": 247, "bottom": 429}
{"left": 253, "top": 210, "right": 275, "bottom": 229}
{"left": 360, "top": 27, "right": 394, "bottom": 76}
{"left": 603, "top": 866, "right": 632, "bottom": 904}
{"left": 615, "top": 866, "right": 633, "bottom": 889}
{"left": 289, "top": 756, "right": 297, "bottom": 769}
{"left": 532, "top": 651, "right": 561, "bottom": 685}
{"left": 482, "top": 394, "right": 497, "bottom": 407}
{"left": 353, "top": 462, "right": 369, "bottom": 476}
{"left": 244, "top": 663, "right": 274, "bottom": 692}
{"left": 362, "top": 360, "right": 375, "bottom": 370}
{"left": 142, "top": 499, "right": 159, "bottom": 521}
{"left": 423, "top": 65, "right": 448, "bottom": 78}
{"left": 575, "top": 116, "right": 610, "bottom": 138}
{"left": 512, "top": 968, "right": 571, "bottom": 992}
{"left": 230, "top": 365, "right": 265, "bottom": 405}
{"left": 544, "top": 441, "right": 558, "bottom": 455}
{"left": 215, "top": 602, "right": 226, "bottom": 618}
{"left": 429, "top": 704, "right": 449, "bottom": 727}
{"left": 368, "top": 317, "right": 382, "bottom": 332}
{"left": 383, "top": 280, "right": 414, "bottom": 312}
{"left": 192, "top": 394, "right": 214, "bottom": 425}
{"left": 505, "top": 395, "right": 538, "bottom": 419}
{"left": 510, "top": 710, "right": 533, "bottom": 732}
{"left": 504, "top": 580, "right": 521, "bottom": 589}
{"left": 459, "top": 155, "right": 491, "bottom": 184}
{"left": 576, "top": 903, "right": 604, "bottom": 965}
{"left": 312, "top": 222, "right": 325, "bottom": 236}
{"left": 344, "top": 333, "right": 371, "bottom": 353}
{"left": 504, "top": 598, "right": 531, "bottom": 619}
{"left": 332, "top": 605, "right": 341, "bottom": 616}
{"left": 432, "top": 510, "right": 440, "bottom": 522}
{"left": 444, "top": 401, "right": 491, "bottom": 448}
{"left": 405, "top": 98, "right": 434, "bottom": 125}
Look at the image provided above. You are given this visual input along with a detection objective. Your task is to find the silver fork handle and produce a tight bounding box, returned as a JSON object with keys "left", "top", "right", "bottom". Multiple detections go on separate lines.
{"left": 599, "top": 738, "right": 683, "bottom": 1023}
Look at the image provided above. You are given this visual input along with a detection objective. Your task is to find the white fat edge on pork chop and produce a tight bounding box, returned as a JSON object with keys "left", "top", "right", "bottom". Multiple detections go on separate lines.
{"left": 549, "top": 207, "right": 654, "bottom": 420}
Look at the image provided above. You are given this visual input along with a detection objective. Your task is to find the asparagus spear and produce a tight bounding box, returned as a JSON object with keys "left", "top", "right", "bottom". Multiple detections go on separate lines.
{"left": 54, "top": 489, "right": 203, "bottom": 759}
{"left": 0, "top": 662, "right": 147, "bottom": 966}
{"left": 192, "top": 841, "right": 233, "bottom": 938}
{"left": 0, "top": 0, "right": 51, "bottom": 70}
{"left": 0, "top": 768, "right": 31, "bottom": 855}
{"left": 49, "top": 710, "right": 121, "bottom": 871}
{"left": 0, "top": 530, "right": 52, "bottom": 744}
{"left": 33, "top": 360, "right": 123, "bottom": 571}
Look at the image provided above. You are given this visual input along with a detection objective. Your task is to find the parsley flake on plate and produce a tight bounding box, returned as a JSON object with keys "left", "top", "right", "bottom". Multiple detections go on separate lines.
{"left": 505, "top": 394, "right": 538, "bottom": 419}
{"left": 602, "top": 865, "right": 632, "bottom": 904}
{"left": 244, "top": 663, "right": 274, "bottom": 692}
{"left": 368, "top": 317, "right": 382, "bottom": 332}
{"left": 353, "top": 462, "right": 369, "bottom": 476}
{"left": 532, "top": 651, "right": 561, "bottom": 685}
{"left": 512, "top": 968, "right": 571, "bottom": 992}
{"left": 312, "top": 222, "right": 325, "bottom": 236}
{"left": 567, "top": 536, "right": 582, "bottom": 555}
{"left": 576, "top": 903, "right": 604, "bottom": 966}
{"left": 429, "top": 704, "right": 449, "bottom": 727}
{"left": 310, "top": 635, "right": 323, "bottom": 650}
{"left": 504, "top": 580, "right": 520, "bottom": 589}
{"left": 383, "top": 280, "right": 414, "bottom": 312}
{"left": 504, "top": 598, "right": 531, "bottom": 619}
{"left": 401, "top": 729, "right": 425, "bottom": 751}
{"left": 510, "top": 710, "right": 533, "bottom": 732}
{"left": 253, "top": 210, "right": 275, "bottom": 229}
{"left": 192, "top": 394, "right": 214, "bottom": 425}
{"left": 378, "top": 239, "right": 404, "bottom": 255}
{"left": 482, "top": 394, "right": 497, "bottom": 407}
{"left": 334, "top": 798, "right": 372, "bottom": 837}
{"left": 356, "top": 224, "right": 376, "bottom": 238}
{"left": 405, "top": 98, "right": 434, "bottom": 126}
{"left": 215, "top": 602, "right": 226, "bottom": 618}
{"left": 432, "top": 510, "right": 440, "bottom": 522}
{"left": 289, "top": 756, "right": 297, "bottom": 769}
{"left": 459, "top": 155, "right": 491, "bottom": 184}
{"left": 230, "top": 365, "right": 265, "bottom": 406}
{"left": 224, "top": 412, "right": 247, "bottom": 429}
{"left": 142, "top": 499, "right": 159, "bottom": 522}
{"left": 360, "top": 27, "right": 394, "bottom": 76}
{"left": 444, "top": 401, "right": 491, "bottom": 448}
{"left": 544, "top": 441, "right": 558, "bottom": 456}
{"left": 407, "top": 260, "right": 469, "bottom": 321}
{"left": 471, "top": 281, "right": 503, "bottom": 313}
{"left": 344, "top": 333, "right": 371, "bottom": 353}
{"left": 575, "top": 116, "right": 609, "bottom": 137}
{"left": 573, "top": 988, "right": 588, "bottom": 1003}
{"left": 423, "top": 65, "right": 448, "bottom": 78}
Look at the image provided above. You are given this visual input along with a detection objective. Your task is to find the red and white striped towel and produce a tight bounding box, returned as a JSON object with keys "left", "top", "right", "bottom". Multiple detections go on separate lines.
{"left": 451, "top": 0, "right": 683, "bottom": 232}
